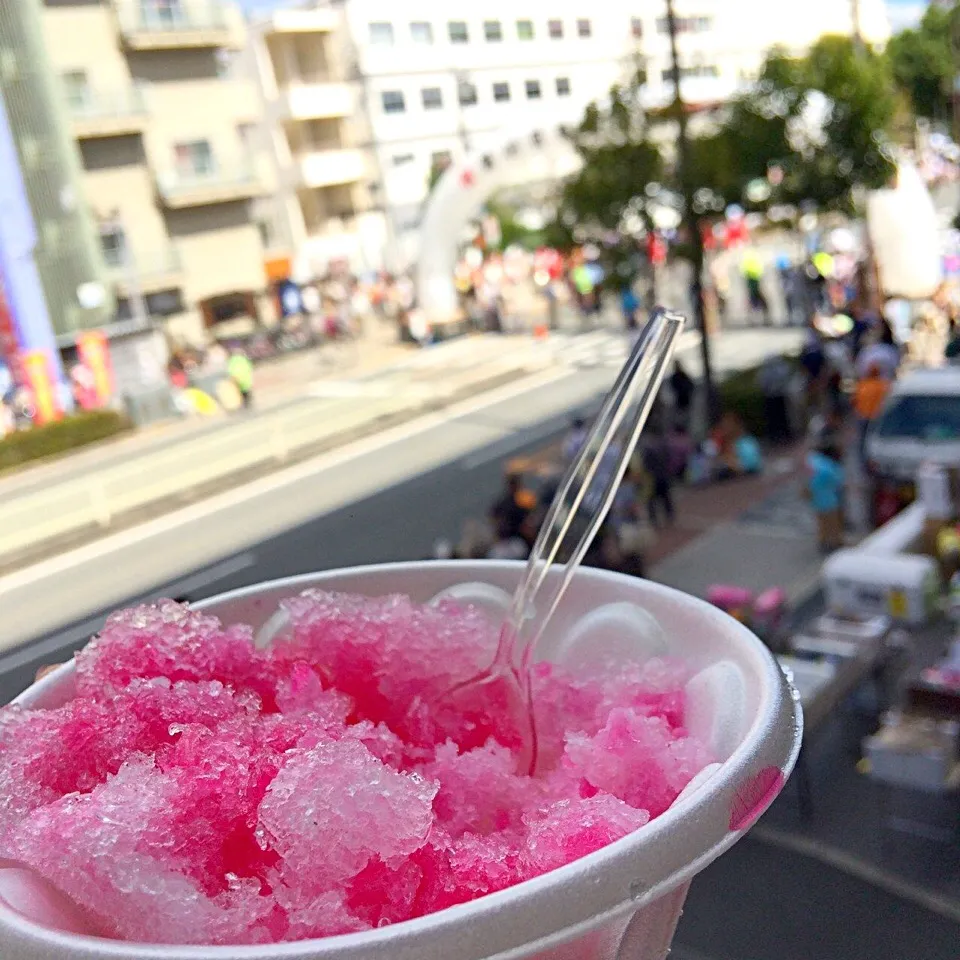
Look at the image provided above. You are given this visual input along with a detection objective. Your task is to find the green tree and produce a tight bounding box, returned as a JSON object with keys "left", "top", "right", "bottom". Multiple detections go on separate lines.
{"left": 887, "top": 2, "right": 957, "bottom": 122}
{"left": 557, "top": 36, "right": 898, "bottom": 259}
{"left": 690, "top": 36, "right": 898, "bottom": 211}
{"left": 556, "top": 70, "right": 664, "bottom": 234}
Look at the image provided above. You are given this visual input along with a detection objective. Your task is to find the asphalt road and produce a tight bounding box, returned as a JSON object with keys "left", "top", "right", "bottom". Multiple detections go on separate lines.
{"left": 0, "top": 367, "right": 611, "bottom": 703}
{"left": 674, "top": 833, "right": 960, "bottom": 960}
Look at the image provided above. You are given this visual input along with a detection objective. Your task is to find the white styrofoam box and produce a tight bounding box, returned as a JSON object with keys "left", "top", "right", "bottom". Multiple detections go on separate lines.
{"left": 813, "top": 614, "right": 892, "bottom": 646}
{"left": 777, "top": 655, "right": 836, "bottom": 704}
{"left": 823, "top": 549, "right": 941, "bottom": 625}
{"left": 857, "top": 501, "right": 925, "bottom": 556}
{"left": 916, "top": 462, "right": 953, "bottom": 521}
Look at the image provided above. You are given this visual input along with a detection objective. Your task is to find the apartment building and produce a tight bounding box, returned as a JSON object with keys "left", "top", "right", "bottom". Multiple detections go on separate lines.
{"left": 247, "top": 4, "right": 387, "bottom": 279}
{"left": 39, "top": 0, "right": 276, "bottom": 347}
{"left": 0, "top": 0, "right": 114, "bottom": 347}
{"left": 342, "top": 0, "right": 891, "bottom": 266}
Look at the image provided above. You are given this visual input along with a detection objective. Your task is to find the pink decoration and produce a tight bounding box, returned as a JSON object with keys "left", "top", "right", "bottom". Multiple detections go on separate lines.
{"left": 729, "top": 767, "right": 784, "bottom": 832}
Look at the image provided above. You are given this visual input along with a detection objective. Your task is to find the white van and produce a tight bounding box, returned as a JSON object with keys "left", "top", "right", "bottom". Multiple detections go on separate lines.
{"left": 866, "top": 368, "right": 960, "bottom": 481}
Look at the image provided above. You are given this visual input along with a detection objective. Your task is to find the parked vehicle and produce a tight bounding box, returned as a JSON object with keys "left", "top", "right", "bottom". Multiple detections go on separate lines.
{"left": 866, "top": 368, "right": 960, "bottom": 483}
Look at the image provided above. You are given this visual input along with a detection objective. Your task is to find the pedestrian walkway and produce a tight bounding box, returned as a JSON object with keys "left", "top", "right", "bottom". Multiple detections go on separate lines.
{"left": 649, "top": 447, "right": 822, "bottom": 603}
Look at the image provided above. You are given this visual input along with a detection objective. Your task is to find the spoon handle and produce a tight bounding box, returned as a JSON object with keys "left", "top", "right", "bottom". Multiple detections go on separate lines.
{"left": 501, "top": 309, "right": 685, "bottom": 673}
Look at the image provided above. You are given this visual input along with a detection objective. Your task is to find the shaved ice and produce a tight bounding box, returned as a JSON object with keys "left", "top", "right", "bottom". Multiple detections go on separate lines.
{"left": 0, "top": 594, "right": 711, "bottom": 945}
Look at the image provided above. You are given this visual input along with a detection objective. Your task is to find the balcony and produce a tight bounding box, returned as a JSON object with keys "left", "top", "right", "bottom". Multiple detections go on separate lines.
{"left": 106, "top": 247, "right": 183, "bottom": 295}
{"left": 283, "top": 81, "right": 353, "bottom": 120}
{"left": 269, "top": 7, "right": 337, "bottom": 33}
{"left": 67, "top": 87, "right": 148, "bottom": 140}
{"left": 115, "top": 0, "right": 236, "bottom": 50}
{"left": 156, "top": 162, "right": 264, "bottom": 208}
{"left": 298, "top": 148, "right": 366, "bottom": 189}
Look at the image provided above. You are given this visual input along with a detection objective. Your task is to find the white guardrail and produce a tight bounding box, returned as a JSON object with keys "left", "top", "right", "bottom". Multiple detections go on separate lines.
{"left": 0, "top": 352, "right": 547, "bottom": 565}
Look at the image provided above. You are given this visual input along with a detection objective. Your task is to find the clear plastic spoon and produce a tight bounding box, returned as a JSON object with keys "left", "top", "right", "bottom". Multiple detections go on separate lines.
{"left": 438, "top": 308, "right": 686, "bottom": 773}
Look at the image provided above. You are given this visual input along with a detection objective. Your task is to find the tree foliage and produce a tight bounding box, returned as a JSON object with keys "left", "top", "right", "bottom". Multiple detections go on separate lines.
{"left": 557, "top": 35, "right": 899, "bottom": 237}
{"left": 887, "top": 2, "right": 957, "bottom": 122}
{"left": 556, "top": 70, "right": 664, "bottom": 234}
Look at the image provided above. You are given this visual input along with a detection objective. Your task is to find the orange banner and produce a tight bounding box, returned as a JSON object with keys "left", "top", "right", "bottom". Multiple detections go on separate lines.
{"left": 77, "top": 330, "right": 115, "bottom": 406}
{"left": 22, "top": 351, "right": 60, "bottom": 425}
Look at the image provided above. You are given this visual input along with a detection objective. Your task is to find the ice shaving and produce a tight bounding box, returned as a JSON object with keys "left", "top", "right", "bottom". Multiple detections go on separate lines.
{"left": 0, "top": 593, "right": 711, "bottom": 945}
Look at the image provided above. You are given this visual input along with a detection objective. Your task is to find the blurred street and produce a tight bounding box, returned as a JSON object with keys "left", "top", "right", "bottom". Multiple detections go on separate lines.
{"left": 2, "top": 337, "right": 958, "bottom": 958}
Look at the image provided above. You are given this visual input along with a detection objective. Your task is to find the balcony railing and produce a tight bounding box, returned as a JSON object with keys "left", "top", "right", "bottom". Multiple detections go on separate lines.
{"left": 106, "top": 247, "right": 183, "bottom": 294}
{"left": 156, "top": 162, "right": 263, "bottom": 208}
{"left": 283, "top": 81, "right": 353, "bottom": 120}
{"left": 115, "top": 1, "right": 235, "bottom": 49}
{"left": 67, "top": 86, "right": 148, "bottom": 139}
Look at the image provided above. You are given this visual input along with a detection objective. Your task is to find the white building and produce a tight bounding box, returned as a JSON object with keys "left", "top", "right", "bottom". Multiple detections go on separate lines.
{"left": 247, "top": 4, "right": 388, "bottom": 279}
{"left": 254, "top": 0, "right": 891, "bottom": 271}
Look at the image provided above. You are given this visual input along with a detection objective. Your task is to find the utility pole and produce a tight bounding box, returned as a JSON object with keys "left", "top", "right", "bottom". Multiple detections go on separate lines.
{"left": 664, "top": 0, "right": 716, "bottom": 415}
{"left": 851, "top": 0, "right": 863, "bottom": 45}
{"left": 453, "top": 70, "right": 471, "bottom": 156}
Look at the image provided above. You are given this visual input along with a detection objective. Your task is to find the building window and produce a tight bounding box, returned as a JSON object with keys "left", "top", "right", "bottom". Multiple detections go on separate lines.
{"left": 556, "top": 76, "right": 571, "bottom": 96}
{"left": 369, "top": 21, "right": 394, "bottom": 44}
{"left": 493, "top": 81, "right": 510, "bottom": 102}
{"left": 237, "top": 123, "right": 256, "bottom": 152}
{"left": 656, "top": 16, "right": 712, "bottom": 34}
{"left": 458, "top": 81, "right": 478, "bottom": 106}
{"left": 661, "top": 63, "right": 720, "bottom": 81}
{"left": 142, "top": 0, "right": 184, "bottom": 28}
{"left": 525, "top": 79, "right": 542, "bottom": 100}
{"left": 61, "top": 70, "right": 90, "bottom": 110}
{"left": 174, "top": 139, "right": 214, "bottom": 177}
{"left": 448, "top": 20, "right": 469, "bottom": 43}
{"left": 216, "top": 49, "right": 238, "bottom": 79}
{"left": 392, "top": 153, "right": 414, "bottom": 166}
{"left": 548, "top": 19, "right": 564, "bottom": 39}
{"left": 381, "top": 90, "right": 406, "bottom": 114}
{"left": 410, "top": 21, "right": 433, "bottom": 44}
{"left": 516, "top": 19, "right": 534, "bottom": 40}
{"left": 631, "top": 17, "right": 643, "bottom": 38}
{"left": 422, "top": 86, "right": 443, "bottom": 110}
{"left": 484, "top": 20, "right": 503, "bottom": 42}
{"left": 99, "top": 223, "right": 126, "bottom": 268}
{"left": 577, "top": 18, "right": 592, "bottom": 37}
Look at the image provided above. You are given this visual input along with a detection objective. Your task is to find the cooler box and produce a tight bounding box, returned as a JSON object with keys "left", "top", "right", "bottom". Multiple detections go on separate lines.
{"left": 823, "top": 550, "right": 941, "bottom": 626}
{"left": 864, "top": 716, "right": 960, "bottom": 793}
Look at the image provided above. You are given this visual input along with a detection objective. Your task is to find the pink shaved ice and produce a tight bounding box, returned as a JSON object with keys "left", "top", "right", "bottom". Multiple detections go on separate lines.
{"left": 0, "top": 593, "right": 712, "bottom": 945}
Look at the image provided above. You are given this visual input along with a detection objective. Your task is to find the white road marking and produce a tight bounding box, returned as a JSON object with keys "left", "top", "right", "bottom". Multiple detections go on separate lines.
{"left": 752, "top": 825, "right": 960, "bottom": 924}
{"left": 0, "top": 367, "right": 570, "bottom": 598}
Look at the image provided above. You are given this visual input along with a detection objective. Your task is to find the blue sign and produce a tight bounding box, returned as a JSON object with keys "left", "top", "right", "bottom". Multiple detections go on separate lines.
{"left": 0, "top": 89, "right": 65, "bottom": 384}
{"left": 277, "top": 279, "right": 303, "bottom": 318}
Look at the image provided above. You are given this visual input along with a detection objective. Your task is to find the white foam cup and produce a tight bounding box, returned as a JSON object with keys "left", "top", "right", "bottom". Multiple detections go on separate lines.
{"left": 0, "top": 561, "right": 802, "bottom": 960}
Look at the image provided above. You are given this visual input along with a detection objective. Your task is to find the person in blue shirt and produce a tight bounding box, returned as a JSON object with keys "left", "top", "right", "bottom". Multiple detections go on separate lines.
{"left": 806, "top": 441, "right": 845, "bottom": 552}
{"left": 621, "top": 286, "right": 640, "bottom": 330}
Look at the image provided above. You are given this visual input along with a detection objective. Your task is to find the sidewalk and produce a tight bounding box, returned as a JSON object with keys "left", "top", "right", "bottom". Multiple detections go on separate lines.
{"left": 0, "top": 330, "right": 416, "bottom": 498}
{"left": 649, "top": 445, "right": 822, "bottom": 603}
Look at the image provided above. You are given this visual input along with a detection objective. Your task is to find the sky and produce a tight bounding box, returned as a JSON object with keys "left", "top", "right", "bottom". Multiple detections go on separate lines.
{"left": 885, "top": 0, "right": 928, "bottom": 31}
{"left": 239, "top": 0, "right": 931, "bottom": 32}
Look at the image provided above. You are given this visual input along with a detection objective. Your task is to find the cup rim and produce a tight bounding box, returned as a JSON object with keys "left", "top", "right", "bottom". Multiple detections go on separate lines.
{"left": 1, "top": 562, "right": 802, "bottom": 960}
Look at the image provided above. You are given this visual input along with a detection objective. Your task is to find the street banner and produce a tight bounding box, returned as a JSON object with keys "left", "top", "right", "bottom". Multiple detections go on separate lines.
{"left": 22, "top": 350, "right": 60, "bottom": 424}
{"left": 77, "top": 329, "right": 115, "bottom": 406}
